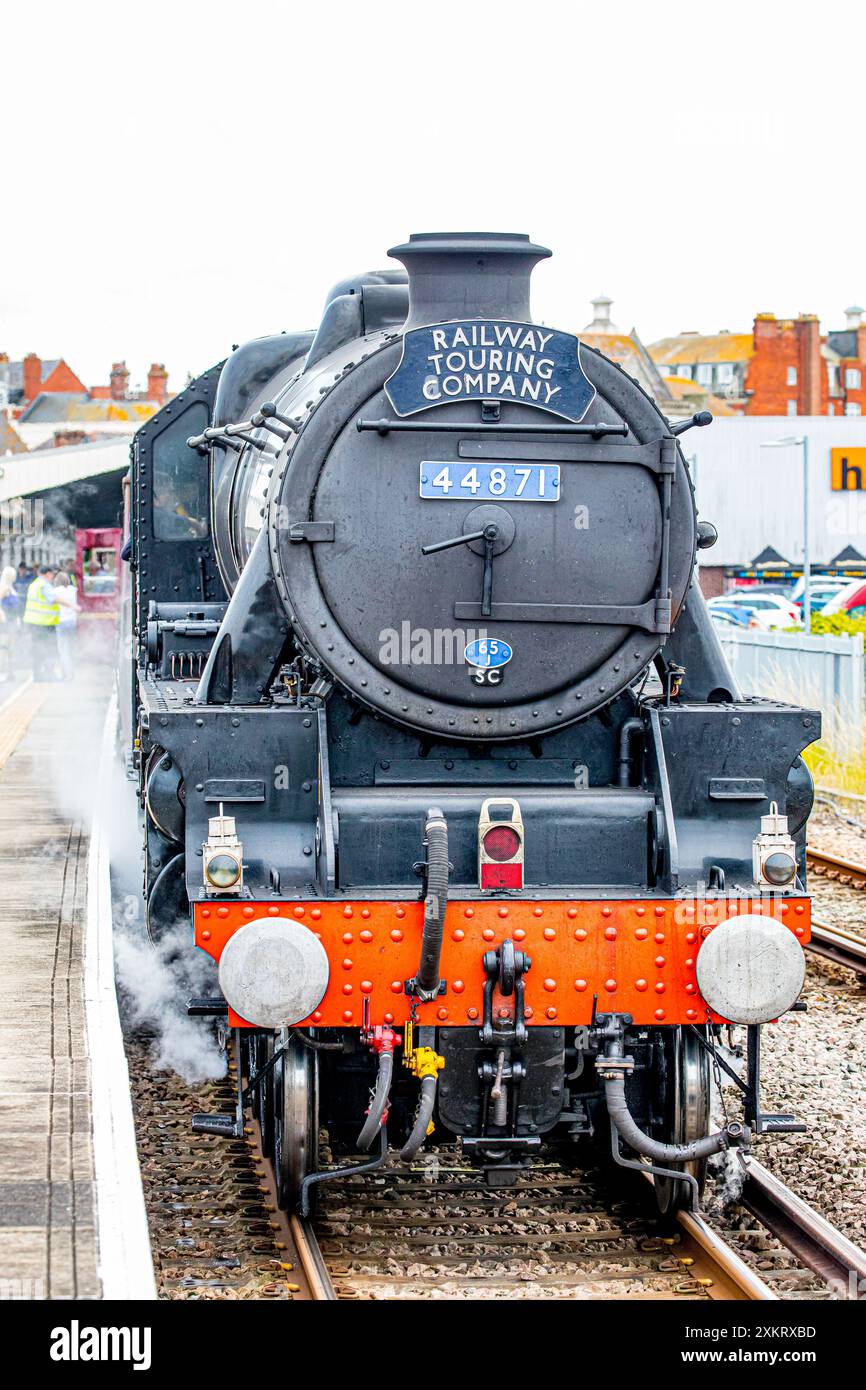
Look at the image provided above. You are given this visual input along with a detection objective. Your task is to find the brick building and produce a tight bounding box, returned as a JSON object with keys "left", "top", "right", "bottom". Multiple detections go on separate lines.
{"left": 649, "top": 306, "right": 866, "bottom": 418}
{"left": 0, "top": 354, "right": 87, "bottom": 409}
{"left": 0, "top": 353, "right": 171, "bottom": 450}
{"left": 578, "top": 296, "right": 735, "bottom": 418}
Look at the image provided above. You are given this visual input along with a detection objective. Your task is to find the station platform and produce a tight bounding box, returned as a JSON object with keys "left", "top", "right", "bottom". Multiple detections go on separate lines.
{"left": 0, "top": 672, "right": 154, "bottom": 1300}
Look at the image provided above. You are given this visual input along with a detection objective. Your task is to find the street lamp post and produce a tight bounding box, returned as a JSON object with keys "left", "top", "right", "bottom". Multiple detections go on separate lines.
{"left": 760, "top": 435, "right": 810, "bottom": 625}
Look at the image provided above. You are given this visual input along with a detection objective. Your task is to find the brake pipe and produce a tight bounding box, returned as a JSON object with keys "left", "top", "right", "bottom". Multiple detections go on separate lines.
{"left": 400, "top": 1075, "right": 439, "bottom": 1161}
{"left": 400, "top": 1034, "right": 445, "bottom": 1161}
{"left": 357, "top": 1025, "right": 400, "bottom": 1151}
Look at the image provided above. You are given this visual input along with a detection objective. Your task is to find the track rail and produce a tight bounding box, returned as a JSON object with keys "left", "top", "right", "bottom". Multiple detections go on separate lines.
{"left": 127, "top": 1032, "right": 336, "bottom": 1300}
{"left": 248, "top": 1116, "right": 336, "bottom": 1301}
{"left": 809, "top": 916, "right": 866, "bottom": 974}
{"left": 806, "top": 846, "right": 866, "bottom": 890}
{"left": 130, "top": 1032, "right": 866, "bottom": 1301}
{"left": 674, "top": 1205, "right": 778, "bottom": 1301}
{"left": 740, "top": 1156, "right": 866, "bottom": 1298}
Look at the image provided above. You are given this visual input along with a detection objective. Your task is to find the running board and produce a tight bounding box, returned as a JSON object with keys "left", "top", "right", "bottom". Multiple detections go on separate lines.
{"left": 191, "top": 1113, "right": 243, "bottom": 1138}
{"left": 188, "top": 996, "right": 229, "bottom": 1016}
{"left": 461, "top": 1136, "right": 542, "bottom": 1151}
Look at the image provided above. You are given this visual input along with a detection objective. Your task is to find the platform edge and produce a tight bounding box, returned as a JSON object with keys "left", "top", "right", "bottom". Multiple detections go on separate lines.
{"left": 84, "top": 691, "right": 157, "bottom": 1301}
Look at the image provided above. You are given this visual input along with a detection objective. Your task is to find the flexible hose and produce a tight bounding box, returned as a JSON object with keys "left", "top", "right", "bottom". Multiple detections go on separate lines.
{"left": 415, "top": 807, "right": 449, "bottom": 999}
{"left": 399, "top": 1074, "right": 438, "bottom": 1161}
{"left": 604, "top": 1075, "right": 745, "bottom": 1163}
{"left": 356, "top": 1050, "right": 394, "bottom": 1151}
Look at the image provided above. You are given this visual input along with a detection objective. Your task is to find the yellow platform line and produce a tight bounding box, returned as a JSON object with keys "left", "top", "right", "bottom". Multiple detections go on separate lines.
{"left": 0, "top": 679, "right": 47, "bottom": 773}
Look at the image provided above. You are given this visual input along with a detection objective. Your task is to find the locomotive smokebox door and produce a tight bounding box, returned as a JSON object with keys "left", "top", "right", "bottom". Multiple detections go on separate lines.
{"left": 270, "top": 232, "right": 697, "bottom": 741}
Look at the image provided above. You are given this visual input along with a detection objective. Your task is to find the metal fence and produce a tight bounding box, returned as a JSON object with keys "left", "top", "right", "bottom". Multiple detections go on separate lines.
{"left": 718, "top": 628, "right": 865, "bottom": 719}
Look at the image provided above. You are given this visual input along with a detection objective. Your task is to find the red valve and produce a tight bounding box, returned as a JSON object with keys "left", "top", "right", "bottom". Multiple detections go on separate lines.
{"left": 362, "top": 1023, "right": 402, "bottom": 1054}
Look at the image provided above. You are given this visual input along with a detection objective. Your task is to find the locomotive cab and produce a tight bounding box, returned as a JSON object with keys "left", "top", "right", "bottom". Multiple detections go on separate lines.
{"left": 130, "top": 232, "right": 818, "bottom": 1212}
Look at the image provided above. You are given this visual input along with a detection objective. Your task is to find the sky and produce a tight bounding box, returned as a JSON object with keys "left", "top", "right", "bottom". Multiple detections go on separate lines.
{"left": 2, "top": 0, "right": 864, "bottom": 394}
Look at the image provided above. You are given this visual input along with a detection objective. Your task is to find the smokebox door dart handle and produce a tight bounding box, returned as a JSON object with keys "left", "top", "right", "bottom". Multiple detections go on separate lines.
{"left": 421, "top": 527, "right": 491, "bottom": 555}
{"left": 422, "top": 525, "right": 500, "bottom": 618}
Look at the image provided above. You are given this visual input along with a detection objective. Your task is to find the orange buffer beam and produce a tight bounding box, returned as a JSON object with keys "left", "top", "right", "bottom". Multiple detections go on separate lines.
{"left": 193, "top": 898, "right": 810, "bottom": 1030}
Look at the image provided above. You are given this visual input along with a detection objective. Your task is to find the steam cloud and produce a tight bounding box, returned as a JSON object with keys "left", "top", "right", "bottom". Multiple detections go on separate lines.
{"left": 45, "top": 664, "right": 227, "bottom": 1084}
{"left": 114, "top": 917, "right": 226, "bottom": 1085}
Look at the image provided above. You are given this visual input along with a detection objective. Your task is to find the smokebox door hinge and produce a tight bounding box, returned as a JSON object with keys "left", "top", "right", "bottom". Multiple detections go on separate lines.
{"left": 289, "top": 521, "right": 335, "bottom": 543}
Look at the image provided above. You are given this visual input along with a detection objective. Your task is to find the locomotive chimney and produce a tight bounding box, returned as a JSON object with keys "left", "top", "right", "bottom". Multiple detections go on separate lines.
{"left": 388, "top": 232, "right": 551, "bottom": 329}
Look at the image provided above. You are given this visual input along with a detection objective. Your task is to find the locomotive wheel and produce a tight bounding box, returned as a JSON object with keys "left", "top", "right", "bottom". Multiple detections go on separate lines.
{"left": 145, "top": 851, "right": 188, "bottom": 951}
{"left": 273, "top": 1033, "right": 319, "bottom": 1212}
{"left": 653, "top": 1026, "right": 710, "bottom": 1215}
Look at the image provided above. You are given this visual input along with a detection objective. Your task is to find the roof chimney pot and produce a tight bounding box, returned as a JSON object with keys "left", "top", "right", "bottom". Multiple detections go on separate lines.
{"left": 109, "top": 361, "right": 130, "bottom": 401}
{"left": 147, "top": 362, "right": 168, "bottom": 406}
{"left": 23, "top": 353, "right": 42, "bottom": 404}
{"left": 583, "top": 294, "right": 618, "bottom": 334}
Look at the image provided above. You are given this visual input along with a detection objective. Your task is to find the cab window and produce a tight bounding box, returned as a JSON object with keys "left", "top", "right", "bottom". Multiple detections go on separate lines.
{"left": 152, "top": 404, "right": 209, "bottom": 541}
{"left": 82, "top": 547, "right": 117, "bottom": 596}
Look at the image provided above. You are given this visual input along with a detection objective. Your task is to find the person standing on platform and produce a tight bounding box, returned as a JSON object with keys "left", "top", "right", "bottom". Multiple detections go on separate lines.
{"left": 13, "top": 562, "right": 34, "bottom": 620}
{"left": 53, "top": 572, "right": 78, "bottom": 680}
{"left": 0, "top": 566, "right": 20, "bottom": 682}
{"left": 22, "top": 565, "right": 59, "bottom": 681}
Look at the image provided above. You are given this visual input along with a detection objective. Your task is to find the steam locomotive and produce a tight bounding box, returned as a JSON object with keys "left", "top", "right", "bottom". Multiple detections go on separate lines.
{"left": 130, "top": 232, "right": 818, "bottom": 1213}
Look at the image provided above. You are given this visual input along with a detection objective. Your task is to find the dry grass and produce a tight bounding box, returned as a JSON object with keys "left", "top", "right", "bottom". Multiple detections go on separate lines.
{"left": 756, "top": 666, "right": 866, "bottom": 794}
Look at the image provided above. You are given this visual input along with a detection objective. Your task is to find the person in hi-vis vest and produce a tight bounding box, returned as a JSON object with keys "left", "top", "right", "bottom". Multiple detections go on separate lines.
{"left": 22, "top": 565, "right": 59, "bottom": 681}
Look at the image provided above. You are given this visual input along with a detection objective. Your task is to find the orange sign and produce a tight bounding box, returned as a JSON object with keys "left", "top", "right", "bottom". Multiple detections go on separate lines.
{"left": 831, "top": 447, "right": 866, "bottom": 490}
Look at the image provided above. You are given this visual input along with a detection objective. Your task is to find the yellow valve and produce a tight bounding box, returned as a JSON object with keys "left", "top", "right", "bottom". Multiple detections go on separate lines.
{"left": 402, "top": 1022, "right": 445, "bottom": 1081}
{"left": 408, "top": 1046, "right": 445, "bottom": 1081}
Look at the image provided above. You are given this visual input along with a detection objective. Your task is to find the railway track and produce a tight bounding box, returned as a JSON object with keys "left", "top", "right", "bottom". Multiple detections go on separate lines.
{"left": 127, "top": 1031, "right": 335, "bottom": 1299}
{"left": 310, "top": 1150, "right": 783, "bottom": 1300}
{"left": 803, "top": 844, "right": 866, "bottom": 972}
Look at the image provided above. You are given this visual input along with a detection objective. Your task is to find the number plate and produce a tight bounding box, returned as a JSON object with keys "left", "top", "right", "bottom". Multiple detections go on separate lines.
{"left": 419, "top": 460, "right": 561, "bottom": 503}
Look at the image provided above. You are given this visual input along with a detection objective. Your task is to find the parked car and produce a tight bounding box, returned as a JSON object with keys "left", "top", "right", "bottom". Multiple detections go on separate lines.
{"left": 706, "top": 602, "right": 753, "bottom": 629}
{"left": 820, "top": 579, "right": 866, "bottom": 618}
{"left": 731, "top": 582, "right": 791, "bottom": 597}
{"left": 708, "top": 590, "right": 801, "bottom": 630}
{"left": 710, "top": 609, "right": 748, "bottom": 634}
{"left": 788, "top": 575, "right": 850, "bottom": 613}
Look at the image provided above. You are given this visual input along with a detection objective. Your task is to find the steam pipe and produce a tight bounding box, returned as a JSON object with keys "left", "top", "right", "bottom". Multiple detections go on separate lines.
{"left": 603, "top": 1074, "right": 746, "bottom": 1163}
{"left": 399, "top": 1074, "right": 438, "bottom": 1161}
{"left": 618, "top": 717, "right": 644, "bottom": 787}
{"left": 356, "top": 1050, "right": 394, "bottom": 1151}
{"left": 410, "top": 807, "right": 449, "bottom": 1000}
